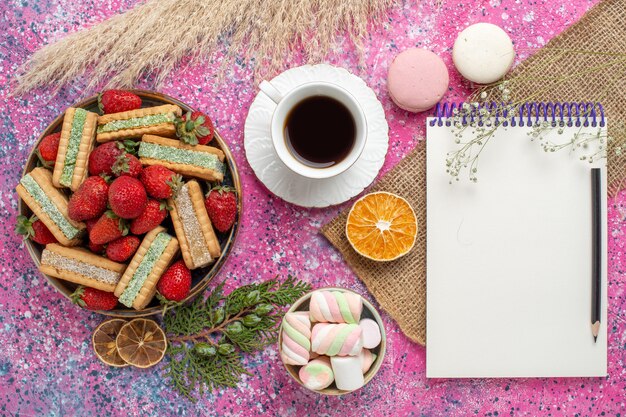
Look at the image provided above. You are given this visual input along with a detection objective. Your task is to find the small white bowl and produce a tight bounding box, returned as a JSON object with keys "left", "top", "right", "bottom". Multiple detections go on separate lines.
{"left": 278, "top": 287, "right": 386, "bottom": 395}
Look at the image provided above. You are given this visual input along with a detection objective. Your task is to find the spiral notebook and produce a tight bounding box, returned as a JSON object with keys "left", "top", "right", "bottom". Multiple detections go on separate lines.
{"left": 426, "top": 102, "right": 608, "bottom": 378}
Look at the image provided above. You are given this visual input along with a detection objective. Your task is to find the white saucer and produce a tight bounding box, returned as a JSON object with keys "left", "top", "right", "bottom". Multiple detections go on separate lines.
{"left": 244, "top": 64, "right": 389, "bottom": 208}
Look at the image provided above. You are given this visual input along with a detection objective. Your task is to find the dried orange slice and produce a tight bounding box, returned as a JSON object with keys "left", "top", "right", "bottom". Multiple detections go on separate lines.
{"left": 92, "top": 319, "right": 129, "bottom": 367}
{"left": 116, "top": 318, "right": 167, "bottom": 368}
{"left": 346, "top": 191, "right": 417, "bottom": 261}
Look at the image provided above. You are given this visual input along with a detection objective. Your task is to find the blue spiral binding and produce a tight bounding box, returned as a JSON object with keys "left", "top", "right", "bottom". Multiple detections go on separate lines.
{"left": 430, "top": 101, "right": 605, "bottom": 128}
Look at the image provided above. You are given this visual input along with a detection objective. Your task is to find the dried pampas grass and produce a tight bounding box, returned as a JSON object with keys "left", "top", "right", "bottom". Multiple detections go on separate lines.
{"left": 15, "top": 0, "right": 394, "bottom": 93}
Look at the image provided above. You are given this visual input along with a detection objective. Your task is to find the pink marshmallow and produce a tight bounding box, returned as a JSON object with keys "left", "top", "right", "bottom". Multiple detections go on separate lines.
{"left": 359, "top": 318, "right": 382, "bottom": 349}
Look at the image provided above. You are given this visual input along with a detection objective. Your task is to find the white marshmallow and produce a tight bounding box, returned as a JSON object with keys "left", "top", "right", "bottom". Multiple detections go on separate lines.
{"left": 359, "top": 349, "right": 377, "bottom": 374}
{"left": 359, "top": 318, "right": 382, "bottom": 349}
{"left": 331, "top": 356, "right": 365, "bottom": 391}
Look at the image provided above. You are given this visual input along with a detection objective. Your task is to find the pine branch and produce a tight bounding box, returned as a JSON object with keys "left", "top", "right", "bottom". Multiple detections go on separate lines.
{"left": 163, "top": 276, "right": 311, "bottom": 401}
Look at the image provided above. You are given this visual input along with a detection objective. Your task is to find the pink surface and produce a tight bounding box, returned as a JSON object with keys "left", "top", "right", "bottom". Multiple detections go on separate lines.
{"left": 2, "top": 0, "right": 624, "bottom": 416}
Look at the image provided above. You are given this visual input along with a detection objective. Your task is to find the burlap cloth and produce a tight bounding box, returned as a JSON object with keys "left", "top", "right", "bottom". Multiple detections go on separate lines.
{"left": 322, "top": 0, "right": 626, "bottom": 345}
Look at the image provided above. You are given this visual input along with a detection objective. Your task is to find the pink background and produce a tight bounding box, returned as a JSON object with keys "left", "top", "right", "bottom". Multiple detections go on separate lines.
{"left": 2, "top": 0, "right": 625, "bottom": 415}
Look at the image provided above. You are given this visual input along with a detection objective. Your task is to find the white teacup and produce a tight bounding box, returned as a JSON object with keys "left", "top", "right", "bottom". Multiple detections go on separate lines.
{"left": 259, "top": 80, "right": 367, "bottom": 179}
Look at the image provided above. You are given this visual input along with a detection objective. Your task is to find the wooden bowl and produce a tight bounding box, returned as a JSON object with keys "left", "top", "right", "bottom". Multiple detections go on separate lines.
{"left": 278, "top": 288, "right": 386, "bottom": 395}
{"left": 18, "top": 90, "right": 242, "bottom": 317}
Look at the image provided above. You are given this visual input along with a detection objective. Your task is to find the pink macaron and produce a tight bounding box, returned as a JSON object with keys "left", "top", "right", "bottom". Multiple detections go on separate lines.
{"left": 387, "top": 48, "right": 449, "bottom": 113}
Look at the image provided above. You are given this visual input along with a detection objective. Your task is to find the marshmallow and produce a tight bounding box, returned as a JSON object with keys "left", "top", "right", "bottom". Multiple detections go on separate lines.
{"left": 309, "top": 290, "right": 363, "bottom": 324}
{"left": 281, "top": 311, "right": 312, "bottom": 366}
{"left": 299, "top": 357, "right": 334, "bottom": 391}
{"left": 311, "top": 323, "right": 363, "bottom": 356}
{"left": 452, "top": 23, "right": 515, "bottom": 84}
{"left": 360, "top": 349, "right": 377, "bottom": 374}
{"left": 331, "top": 356, "right": 365, "bottom": 391}
{"left": 359, "top": 318, "right": 382, "bottom": 349}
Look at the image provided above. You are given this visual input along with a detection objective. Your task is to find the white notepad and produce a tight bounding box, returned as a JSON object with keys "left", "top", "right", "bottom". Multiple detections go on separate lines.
{"left": 426, "top": 110, "right": 608, "bottom": 378}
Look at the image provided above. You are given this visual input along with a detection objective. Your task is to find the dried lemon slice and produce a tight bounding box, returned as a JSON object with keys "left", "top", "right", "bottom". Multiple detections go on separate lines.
{"left": 116, "top": 318, "right": 167, "bottom": 368}
{"left": 346, "top": 191, "right": 417, "bottom": 261}
{"left": 92, "top": 319, "right": 130, "bottom": 367}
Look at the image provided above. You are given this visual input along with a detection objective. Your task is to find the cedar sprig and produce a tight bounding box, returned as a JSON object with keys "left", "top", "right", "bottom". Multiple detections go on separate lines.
{"left": 163, "top": 276, "right": 311, "bottom": 402}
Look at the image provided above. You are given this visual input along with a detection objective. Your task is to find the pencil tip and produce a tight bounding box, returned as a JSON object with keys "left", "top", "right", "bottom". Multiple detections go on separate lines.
{"left": 594, "top": 336, "right": 598, "bottom": 343}
{"left": 591, "top": 321, "right": 600, "bottom": 339}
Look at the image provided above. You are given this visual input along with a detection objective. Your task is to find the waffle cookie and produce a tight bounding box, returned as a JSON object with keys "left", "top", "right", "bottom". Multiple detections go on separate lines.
{"left": 96, "top": 104, "right": 182, "bottom": 143}
{"left": 17, "top": 167, "right": 85, "bottom": 246}
{"left": 138, "top": 135, "right": 225, "bottom": 182}
{"left": 52, "top": 107, "right": 98, "bottom": 190}
{"left": 40, "top": 243, "right": 125, "bottom": 292}
{"left": 114, "top": 226, "right": 179, "bottom": 310}
{"left": 169, "top": 180, "right": 221, "bottom": 269}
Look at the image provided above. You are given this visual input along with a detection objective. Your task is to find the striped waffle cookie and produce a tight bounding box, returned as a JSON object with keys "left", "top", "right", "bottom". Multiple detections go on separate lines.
{"left": 114, "top": 226, "right": 179, "bottom": 310}
{"left": 52, "top": 107, "right": 98, "bottom": 191}
{"left": 96, "top": 104, "right": 182, "bottom": 143}
{"left": 17, "top": 167, "right": 85, "bottom": 246}
{"left": 138, "top": 135, "right": 225, "bottom": 182}
{"left": 169, "top": 180, "right": 221, "bottom": 269}
{"left": 40, "top": 243, "right": 125, "bottom": 292}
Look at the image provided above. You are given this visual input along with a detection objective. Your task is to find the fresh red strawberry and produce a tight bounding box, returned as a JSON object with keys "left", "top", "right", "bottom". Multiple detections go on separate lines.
{"left": 106, "top": 235, "right": 140, "bottom": 262}
{"left": 71, "top": 286, "right": 118, "bottom": 310}
{"left": 98, "top": 90, "right": 142, "bottom": 114}
{"left": 157, "top": 260, "right": 191, "bottom": 301}
{"left": 204, "top": 186, "right": 237, "bottom": 233}
{"left": 130, "top": 199, "right": 168, "bottom": 235}
{"left": 38, "top": 132, "right": 61, "bottom": 164}
{"left": 88, "top": 142, "right": 124, "bottom": 176}
{"left": 85, "top": 218, "right": 98, "bottom": 233}
{"left": 108, "top": 176, "right": 148, "bottom": 219}
{"left": 175, "top": 111, "right": 214, "bottom": 145}
{"left": 112, "top": 153, "right": 142, "bottom": 178}
{"left": 68, "top": 176, "right": 109, "bottom": 221}
{"left": 90, "top": 212, "right": 128, "bottom": 245}
{"left": 15, "top": 215, "right": 57, "bottom": 245}
{"left": 140, "top": 165, "right": 182, "bottom": 199}
{"left": 88, "top": 239, "right": 106, "bottom": 254}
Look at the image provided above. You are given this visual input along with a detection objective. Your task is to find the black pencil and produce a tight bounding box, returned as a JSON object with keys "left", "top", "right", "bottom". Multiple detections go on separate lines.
{"left": 591, "top": 168, "right": 601, "bottom": 343}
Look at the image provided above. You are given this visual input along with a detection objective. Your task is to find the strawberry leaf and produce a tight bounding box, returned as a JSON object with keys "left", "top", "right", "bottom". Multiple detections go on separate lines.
{"left": 121, "top": 140, "right": 139, "bottom": 155}
{"left": 15, "top": 214, "right": 35, "bottom": 240}
{"left": 196, "top": 126, "right": 210, "bottom": 137}
{"left": 166, "top": 174, "right": 184, "bottom": 196}
{"left": 119, "top": 220, "right": 129, "bottom": 236}
{"left": 159, "top": 200, "right": 173, "bottom": 211}
{"left": 70, "top": 285, "right": 87, "bottom": 307}
{"left": 97, "top": 93, "right": 105, "bottom": 115}
{"left": 112, "top": 154, "right": 130, "bottom": 175}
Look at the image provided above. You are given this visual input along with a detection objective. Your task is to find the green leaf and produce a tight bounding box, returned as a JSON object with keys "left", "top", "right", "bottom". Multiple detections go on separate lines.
{"left": 246, "top": 290, "right": 261, "bottom": 304}
{"left": 15, "top": 215, "right": 35, "bottom": 239}
{"left": 163, "top": 276, "right": 309, "bottom": 400}
{"left": 196, "top": 126, "right": 210, "bottom": 137}
{"left": 261, "top": 275, "right": 311, "bottom": 306}
{"left": 218, "top": 343, "right": 235, "bottom": 356}
{"left": 226, "top": 321, "right": 243, "bottom": 334}
{"left": 212, "top": 307, "right": 225, "bottom": 325}
{"left": 242, "top": 314, "right": 261, "bottom": 327}
{"left": 194, "top": 343, "right": 216, "bottom": 357}
{"left": 254, "top": 304, "right": 273, "bottom": 316}
{"left": 159, "top": 200, "right": 173, "bottom": 211}
{"left": 122, "top": 139, "right": 139, "bottom": 155}
{"left": 111, "top": 154, "right": 130, "bottom": 175}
